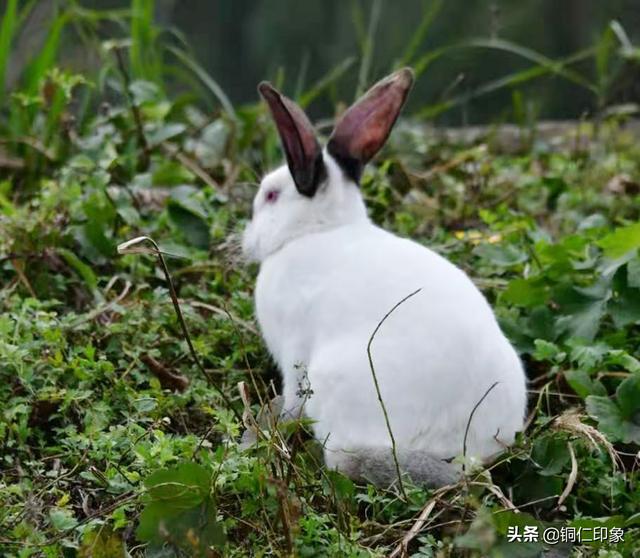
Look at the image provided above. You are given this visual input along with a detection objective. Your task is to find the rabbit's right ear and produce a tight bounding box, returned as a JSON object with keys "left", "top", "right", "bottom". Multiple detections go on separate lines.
{"left": 258, "top": 82, "right": 326, "bottom": 197}
{"left": 327, "top": 68, "right": 414, "bottom": 183}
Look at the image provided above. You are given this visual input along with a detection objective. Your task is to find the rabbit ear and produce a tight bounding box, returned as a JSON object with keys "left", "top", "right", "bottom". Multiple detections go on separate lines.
{"left": 258, "top": 82, "right": 326, "bottom": 197}
{"left": 327, "top": 68, "right": 414, "bottom": 183}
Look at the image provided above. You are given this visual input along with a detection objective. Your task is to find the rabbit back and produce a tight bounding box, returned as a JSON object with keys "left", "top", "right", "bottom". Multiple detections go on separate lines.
{"left": 255, "top": 222, "right": 527, "bottom": 462}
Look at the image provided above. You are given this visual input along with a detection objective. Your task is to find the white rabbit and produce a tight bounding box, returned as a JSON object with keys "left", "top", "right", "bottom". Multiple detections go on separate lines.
{"left": 242, "top": 68, "right": 527, "bottom": 487}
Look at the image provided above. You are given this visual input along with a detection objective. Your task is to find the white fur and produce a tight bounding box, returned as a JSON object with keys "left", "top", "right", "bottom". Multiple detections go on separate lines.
{"left": 243, "top": 152, "right": 527, "bottom": 476}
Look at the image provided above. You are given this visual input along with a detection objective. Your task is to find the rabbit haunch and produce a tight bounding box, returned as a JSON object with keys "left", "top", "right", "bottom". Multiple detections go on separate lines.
{"left": 242, "top": 68, "right": 527, "bottom": 487}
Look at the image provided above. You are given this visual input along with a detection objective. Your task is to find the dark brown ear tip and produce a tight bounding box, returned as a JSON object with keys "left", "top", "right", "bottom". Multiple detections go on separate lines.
{"left": 258, "top": 81, "right": 277, "bottom": 99}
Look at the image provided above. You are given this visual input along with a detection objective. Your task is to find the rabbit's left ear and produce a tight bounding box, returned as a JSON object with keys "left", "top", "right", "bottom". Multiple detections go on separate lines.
{"left": 327, "top": 68, "right": 414, "bottom": 183}
{"left": 259, "top": 82, "right": 326, "bottom": 197}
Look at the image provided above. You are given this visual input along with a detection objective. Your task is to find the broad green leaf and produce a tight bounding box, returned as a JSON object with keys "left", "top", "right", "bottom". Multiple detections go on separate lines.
{"left": 192, "top": 120, "right": 230, "bottom": 167}
{"left": 568, "top": 341, "right": 609, "bottom": 369}
{"left": 616, "top": 374, "right": 640, "bottom": 420}
{"left": 531, "top": 436, "right": 570, "bottom": 476}
{"left": 586, "top": 392, "right": 640, "bottom": 444}
{"left": 138, "top": 503, "right": 224, "bottom": 552}
{"left": 555, "top": 300, "right": 607, "bottom": 341}
{"left": 168, "top": 203, "right": 210, "bottom": 249}
{"left": 129, "top": 80, "right": 162, "bottom": 106}
{"left": 49, "top": 507, "right": 77, "bottom": 531}
{"left": 323, "top": 470, "right": 356, "bottom": 500}
{"left": 532, "top": 339, "right": 563, "bottom": 362}
{"left": 555, "top": 283, "right": 609, "bottom": 341}
{"left": 607, "top": 350, "right": 640, "bottom": 374}
{"left": 598, "top": 223, "right": 640, "bottom": 259}
{"left": 627, "top": 258, "right": 640, "bottom": 288}
{"left": 167, "top": 187, "right": 210, "bottom": 249}
{"left": 137, "top": 503, "right": 169, "bottom": 542}
{"left": 513, "top": 472, "right": 563, "bottom": 507}
{"left": 147, "top": 123, "right": 186, "bottom": 146}
{"left": 608, "top": 292, "right": 640, "bottom": 328}
{"left": 143, "top": 462, "right": 211, "bottom": 505}
{"left": 565, "top": 369, "right": 607, "bottom": 398}
{"left": 80, "top": 528, "right": 126, "bottom": 558}
{"left": 527, "top": 306, "right": 557, "bottom": 341}
{"left": 473, "top": 242, "right": 528, "bottom": 267}
{"left": 137, "top": 463, "right": 224, "bottom": 550}
{"left": 502, "top": 278, "right": 548, "bottom": 307}
{"left": 133, "top": 397, "right": 157, "bottom": 413}
{"left": 608, "top": 266, "right": 640, "bottom": 327}
{"left": 152, "top": 160, "right": 195, "bottom": 185}
{"left": 170, "top": 185, "right": 208, "bottom": 218}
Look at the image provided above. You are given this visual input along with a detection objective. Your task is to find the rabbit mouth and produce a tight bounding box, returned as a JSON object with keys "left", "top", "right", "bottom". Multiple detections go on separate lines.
{"left": 240, "top": 223, "right": 261, "bottom": 263}
{"left": 241, "top": 218, "right": 284, "bottom": 263}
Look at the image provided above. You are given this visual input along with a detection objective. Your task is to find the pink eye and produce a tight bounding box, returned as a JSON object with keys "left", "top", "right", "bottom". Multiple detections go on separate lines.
{"left": 265, "top": 189, "right": 280, "bottom": 203}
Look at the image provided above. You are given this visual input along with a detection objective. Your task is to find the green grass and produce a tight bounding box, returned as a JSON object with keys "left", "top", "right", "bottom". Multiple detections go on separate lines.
{"left": 2, "top": 2, "right": 640, "bottom": 557}
{"left": 0, "top": 0, "right": 19, "bottom": 104}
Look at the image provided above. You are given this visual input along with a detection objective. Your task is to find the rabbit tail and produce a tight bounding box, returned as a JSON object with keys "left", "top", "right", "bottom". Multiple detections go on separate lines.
{"left": 326, "top": 447, "right": 461, "bottom": 488}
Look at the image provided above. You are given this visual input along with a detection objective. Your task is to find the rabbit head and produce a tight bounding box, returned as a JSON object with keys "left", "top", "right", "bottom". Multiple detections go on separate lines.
{"left": 242, "top": 68, "right": 414, "bottom": 262}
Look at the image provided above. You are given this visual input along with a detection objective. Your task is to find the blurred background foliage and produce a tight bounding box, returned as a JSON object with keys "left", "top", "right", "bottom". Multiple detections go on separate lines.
{"left": 5, "top": 0, "right": 640, "bottom": 124}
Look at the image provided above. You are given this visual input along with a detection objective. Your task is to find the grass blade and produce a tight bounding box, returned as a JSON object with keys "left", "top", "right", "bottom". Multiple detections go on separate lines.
{"left": 293, "top": 50, "right": 310, "bottom": 100}
{"left": 413, "top": 45, "right": 449, "bottom": 77}
{"left": 355, "top": 0, "right": 382, "bottom": 98}
{"left": 412, "top": 37, "right": 597, "bottom": 119}
{"left": 298, "top": 56, "right": 357, "bottom": 108}
{"left": 0, "top": 0, "right": 18, "bottom": 103}
{"left": 417, "top": 47, "right": 594, "bottom": 119}
{"left": 58, "top": 247, "right": 99, "bottom": 299}
{"left": 24, "top": 12, "right": 68, "bottom": 95}
{"left": 397, "top": 0, "right": 442, "bottom": 68}
{"left": 168, "top": 45, "right": 236, "bottom": 120}
{"left": 595, "top": 25, "right": 617, "bottom": 107}
{"left": 610, "top": 20, "right": 633, "bottom": 51}
{"left": 130, "top": 0, "right": 160, "bottom": 81}
{"left": 461, "top": 38, "right": 597, "bottom": 93}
